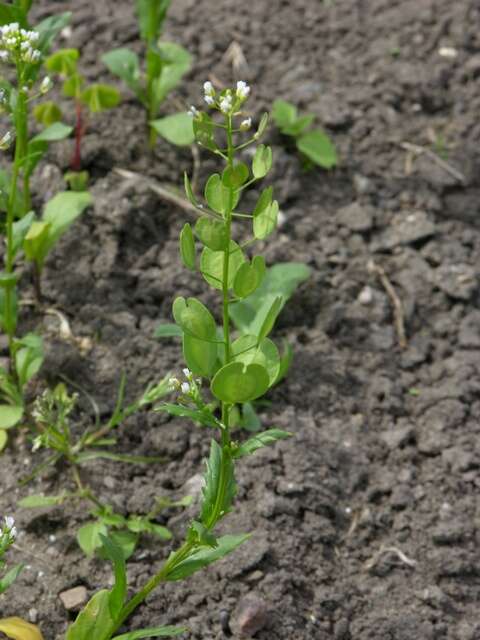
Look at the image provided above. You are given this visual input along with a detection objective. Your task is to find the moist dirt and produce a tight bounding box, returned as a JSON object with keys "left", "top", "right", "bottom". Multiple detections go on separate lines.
{"left": 1, "top": 0, "right": 480, "bottom": 638}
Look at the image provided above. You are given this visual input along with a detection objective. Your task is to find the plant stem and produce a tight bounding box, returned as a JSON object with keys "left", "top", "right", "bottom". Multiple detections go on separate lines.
{"left": 71, "top": 100, "right": 83, "bottom": 171}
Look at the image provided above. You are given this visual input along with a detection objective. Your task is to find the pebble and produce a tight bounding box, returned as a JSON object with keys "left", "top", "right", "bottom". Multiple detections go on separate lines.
{"left": 380, "top": 424, "right": 415, "bottom": 449}
{"left": 59, "top": 586, "right": 88, "bottom": 611}
{"left": 358, "top": 285, "right": 374, "bottom": 305}
{"left": 433, "top": 263, "right": 477, "bottom": 301}
{"left": 230, "top": 593, "right": 269, "bottom": 638}
{"left": 337, "top": 202, "right": 373, "bottom": 232}
{"left": 373, "top": 210, "right": 435, "bottom": 250}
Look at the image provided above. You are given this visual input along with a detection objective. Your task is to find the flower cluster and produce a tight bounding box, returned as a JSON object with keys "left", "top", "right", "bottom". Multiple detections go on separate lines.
{"left": 0, "top": 516, "right": 17, "bottom": 552}
{"left": 169, "top": 368, "right": 201, "bottom": 398}
{"left": 188, "top": 80, "right": 251, "bottom": 118}
{"left": 0, "top": 23, "right": 41, "bottom": 65}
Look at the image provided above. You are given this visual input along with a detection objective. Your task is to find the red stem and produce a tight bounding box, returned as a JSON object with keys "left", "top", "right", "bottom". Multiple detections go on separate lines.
{"left": 71, "top": 100, "right": 84, "bottom": 171}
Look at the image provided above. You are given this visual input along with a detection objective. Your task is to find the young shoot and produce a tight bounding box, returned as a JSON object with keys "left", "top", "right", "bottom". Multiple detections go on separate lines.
{"left": 102, "top": 0, "right": 194, "bottom": 148}
{"left": 272, "top": 98, "right": 338, "bottom": 169}
{"left": 39, "top": 48, "right": 121, "bottom": 189}
{"left": 64, "top": 81, "right": 291, "bottom": 640}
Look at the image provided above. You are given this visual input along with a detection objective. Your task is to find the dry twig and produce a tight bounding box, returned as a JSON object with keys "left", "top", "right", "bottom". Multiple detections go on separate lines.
{"left": 399, "top": 141, "right": 466, "bottom": 184}
{"left": 364, "top": 544, "right": 417, "bottom": 571}
{"left": 367, "top": 259, "right": 407, "bottom": 349}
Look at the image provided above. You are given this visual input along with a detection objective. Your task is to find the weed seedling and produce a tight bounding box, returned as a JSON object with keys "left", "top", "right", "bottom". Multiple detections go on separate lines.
{"left": 272, "top": 98, "right": 337, "bottom": 169}
{"left": 64, "top": 81, "right": 291, "bottom": 640}
{"left": 39, "top": 48, "right": 121, "bottom": 189}
{"left": 102, "top": 0, "right": 194, "bottom": 148}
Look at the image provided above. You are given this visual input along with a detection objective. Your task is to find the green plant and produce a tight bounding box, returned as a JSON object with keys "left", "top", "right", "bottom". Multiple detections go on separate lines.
{"left": 38, "top": 48, "right": 121, "bottom": 185}
{"left": 102, "top": 0, "right": 193, "bottom": 148}
{"left": 64, "top": 81, "right": 291, "bottom": 640}
{"left": 272, "top": 98, "right": 337, "bottom": 169}
{"left": 19, "top": 376, "right": 176, "bottom": 559}
{"left": 0, "top": 516, "right": 21, "bottom": 595}
{"left": 0, "top": 19, "right": 72, "bottom": 446}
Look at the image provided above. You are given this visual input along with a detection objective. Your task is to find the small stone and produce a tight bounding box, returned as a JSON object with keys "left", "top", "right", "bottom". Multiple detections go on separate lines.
{"left": 374, "top": 210, "right": 435, "bottom": 250}
{"left": 358, "top": 286, "right": 374, "bottom": 305}
{"left": 103, "top": 475, "right": 116, "bottom": 490}
{"left": 433, "top": 264, "right": 477, "bottom": 301}
{"left": 337, "top": 202, "right": 373, "bottom": 232}
{"left": 28, "top": 608, "right": 38, "bottom": 623}
{"left": 59, "top": 586, "right": 88, "bottom": 611}
{"left": 380, "top": 424, "right": 415, "bottom": 449}
{"left": 230, "top": 593, "right": 269, "bottom": 638}
{"left": 459, "top": 311, "right": 480, "bottom": 347}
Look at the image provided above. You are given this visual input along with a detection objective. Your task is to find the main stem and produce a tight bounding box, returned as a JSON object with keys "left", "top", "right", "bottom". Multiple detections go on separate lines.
{"left": 111, "top": 116, "right": 238, "bottom": 635}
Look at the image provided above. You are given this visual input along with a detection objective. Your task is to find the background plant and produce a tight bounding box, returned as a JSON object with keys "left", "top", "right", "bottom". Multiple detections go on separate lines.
{"left": 272, "top": 98, "right": 337, "bottom": 169}
{"left": 38, "top": 47, "right": 120, "bottom": 188}
{"left": 18, "top": 376, "right": 178, "bottom": 559}
{"left": 63, "top": 81, "right": 291, "bottom": 640}
{"left": 102, "top": 0, "right": 194, "bottom": 148}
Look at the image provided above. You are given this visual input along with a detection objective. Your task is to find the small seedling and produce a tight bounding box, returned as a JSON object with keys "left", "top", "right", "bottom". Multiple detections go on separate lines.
{"left": 102, "top": 0, "right": 194, "bottom": 148}
{"left": 38, "top": 48, "right": 121, "bottom": 187}
{"left": 20, "top": 376, "right": 174, "bottom": 559}
{"left": 272, "top": 98, "right": 337, "bottom": 169}
{"left": 64, "top": 80, "right": 291, "bottom": 640}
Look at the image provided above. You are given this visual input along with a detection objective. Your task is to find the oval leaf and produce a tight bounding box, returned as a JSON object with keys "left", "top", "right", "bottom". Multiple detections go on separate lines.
{"left": 0, "top": 405, "right": 23, "bottom": 429}
{"left": 0, "top": 618, "right": 44, "bottom": 640}
{"left": 183, "top": 334, "right": 218, "bottom": 378}
{"left": 80, "top": 84, "right": 120, "bottom": 113}
{"left": 258, "top": 295, "right": 283, "bottom": 341}
{"left": 151, "top": 112, "right": 194, "bottom": 147}
{"left": 253, "top": 200, "right": 278, "bottom": 240}
{"left": 233, "top": 255, "right": 265, "bottom": 299}
{"left": 194, "top": 217, "right": 228, "bottom": 251}
{"left": 211, "top": 361, "right": 270, "bottom": 403}
{"left": 179, "top": 223, "right": 195, "bottom": 271}
{"left": 172, "top": 297, "right": 216, "bottom": 340}
{"left": 200, "top": 241, "right": 245, "bottom": 291}
{"left": 222, "top": 162, "right": 249, "bottom": 188}
{"left": 231, "top": 335, "right": 280, "bottom": 384}
{"left": 252, "top": 144, "right": 273, "bottom": 178}
{"left": 297, "top": 129, "right": 337, "bottom": 169}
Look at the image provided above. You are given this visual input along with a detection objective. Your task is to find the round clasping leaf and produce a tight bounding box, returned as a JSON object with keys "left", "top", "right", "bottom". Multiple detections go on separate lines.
{"left": 222, "top": 162, "right": 249, "bottom": 188}
{"left": 200, "top": 241, "right": 245, "bottom": 290}
{"left": 231, "top": 335, "right": 280, "bottom": 385}
{"left": 183, "top": 334, "right": 218, "bottom": 378}
{"left": 172, "top": 297, "right": 216, "bottom": 340}
{"left": 253, "top": 200, "right": 278, "bottom": 240}
{"left": 195, "top": 216, "right": 228, "bottom": 251}
{"left": 179, "top": 223, "right": 196, "bottom": 270}
{"left": 233, "top": 255, "right": 266, "bottom": 298}
{"left": 252, "top": 144, "right": 273, "bottom": 178}
{"left": 211, "top": 361, "right": 270, "bottom": 403}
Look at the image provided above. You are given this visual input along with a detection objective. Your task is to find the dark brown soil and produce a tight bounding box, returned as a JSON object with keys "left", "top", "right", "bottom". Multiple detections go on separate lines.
{"left": 1, "top": 0, "right": 480, "bottom": 638}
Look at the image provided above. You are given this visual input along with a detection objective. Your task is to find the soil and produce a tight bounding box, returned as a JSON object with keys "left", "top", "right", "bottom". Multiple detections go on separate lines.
{"left": 1, "top": 0, "right": 480, "bottom": 638}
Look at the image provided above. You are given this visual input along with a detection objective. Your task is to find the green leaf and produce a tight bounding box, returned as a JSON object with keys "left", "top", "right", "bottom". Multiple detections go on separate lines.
{"left": 282, "top": 114, "right": 315, "bottom": 137}
{"left": 253, "top": 200, "right": 278, "bottom": 240}
{"left": 233, "top": 429, "right": 292, "bottom": 458}
{"left": 102, "top": 48, "right": 142, "bottom": 98}
{"left": 64, "top": 171, "right": 89, "bottom": 192}
{"left": 112, "top": 627, "right": 187, "bottom": 640}
{"left": 81, "top": 84, "right": 121, "bottom": 113}
{"left": 188, "top": 520, "right": 217, "bottom": 547}
{"left": 126, "top": 517, "right": 171, "bottom": 541}
{"left": 275, "top": 340, "right": 293, "bottom": 385}
{"left": 14, "top": 334, "right": 43, "bottom": 389}
{"left": 12, "top": 212, "right": 34, "bottom": 257}
{"left": 183, "top": 334, "right": 218, "bottom": 378}
{"left": 99, "top": 536, "right": 126, "bottom": 618}
{"left": 200, "top": 241, "right": 245, "bottom": 291}
{"left": 183, "top": 172, "right": 198, "bottom": 207}
{"left": 154, "top": 323, "right": 183, "bottom": 339}
{"left": 35, "top": 12, "right": 72, "bottom": 56}
{"left": 166, "top": 533, "right": 250, "bottom": 581}
{"left": 253, "top": 186, "right": 273, "bottom": 218}
{"left": 103, "top": 530, "right": 138, "bottom": 561}
{"left": 194, "top": 217, "right": 228, "bottom": 251}
{"left": 33, "top": 102, "right": 63, "bottom": 127}
{"left": 204, "top": 174, "right": 239, "bottom": 215}
{"left": 222, "top": 162, "right": 249, "bottom": 188}
{"left": 297, "top": 129, "right": 337, "bottom": 169}
{"left": 19, "top": 493, "right": 68, "bottom": 508}
{"left": 233, "top": 255, "right": 265, "bottom": 298}
{"left": 240, "top": 402, "right": 262, "bottom": 432}
{"left": 172, "top": 297, "right": 216, "bottom": 340}
{"left": 258, "top": 296, "right": 283, "bottom": 341}
{"left": 0, "top": 4, "right": 24, "bottom": 26}
{"left": 77, "top": 521, "right": 108, "bottom": 557}
{"left": 211, "top": 362, "right": 270, "bottom": 404}
{"left": 231, "top": 335, "right": 280, "bottom": 385}
{"left": 0, "top": 429, "right": 7, "bottom": 452}
{"left": 200, "top": 439, "right": 236, "bottom": 528}
{"left": 256, "top": 112, "right": 269, "bottom": 139}
{"left": 152, "top": 42, "right": 192, "bottom": 106}
{"left": 179, "top": 223, "right": 195, "bottom": 270}
{"left": 62, "top": 73, "right": 83, "bottom": 98}
{"left": 252, "top": 144, "right": 273, "bottom": 178}
{"left": 32, "top": 122, "right": 72, "bottom": 142}
{"left": 136, "top": 0, "right": 170, "bottom": 42}
{"left": 230, "top": 263, "right": 311, "bottom": 336}
{"left": 65, "top": 590, "right": 114, "bottom": 640}
{"left": 272, "top": 99, "right": 297, "bottom": 131}
{"left": 193, "top": 112, "right": 216, "bottom": 151}
{"left": 76, "top": 451, "right": 165, "bottom": 465}
{"left": 0, "top": 405, "right": 23, "bottom": 429}
{"left": 156, "top": 403, "right": 219, "bottom": 429}
{"left": 151, "top": 112, "right": 194, "bottom": 146}
{"left": 0, "top": 563, "right": 23, "bottom": 595}
{"left": 23, "top": 221, "right": 50, "bottom": 266}
{"left": 45, "top": 48, "right": 79, "bottom": 76}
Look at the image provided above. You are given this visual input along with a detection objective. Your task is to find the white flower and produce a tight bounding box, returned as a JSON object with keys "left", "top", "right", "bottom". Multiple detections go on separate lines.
{"left": 181, "top": 382, "right": 190, "bottom": 394}
{"left": 188, "top": 105, "right": 199, "bottom": 118}
{"left": 204, "top": 95, "right": 214, "bottom": 106}
{"left": 183, "top": 368, "right": 192, "bottom": 378}
{"left": 168, "top": 377, "right": 180, "bottom": 389}
{"left": 4, "top": 516, "right": 14, "bottom": 530}
{"left": 10, "top": 526, "right": 17, "bottom": 539}
{"left": 240, "top": 117, "right": 252, "bottom": 131}
{"left": 0, "top": 131, "right": 13, "bottom": 150}
{"left": 236, "top": 80, "right": 250, "bottom": 99}
{"left": 203, "top": 81, "right": 214, "bottom": 96}
{"left": 40, "top": 76, "right": 52, "bottom": 94}
{"left": 219, "top": 95, "right": 233, "bottom": 114}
